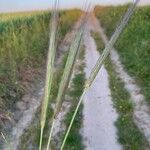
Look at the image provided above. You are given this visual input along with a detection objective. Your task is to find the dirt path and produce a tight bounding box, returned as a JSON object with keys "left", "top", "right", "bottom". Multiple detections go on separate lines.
{"left": 92, "top": 14, "right": 150, "bottom": 147}
{"left": 82, "top": 17, "right": 122, "bottom": 150}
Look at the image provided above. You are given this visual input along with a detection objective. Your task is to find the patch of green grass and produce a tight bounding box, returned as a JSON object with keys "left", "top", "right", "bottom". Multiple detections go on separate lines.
{"left": 95, "top": 5, "right": 150, "bottom": 105}
{"left": 0, "top": 11, "right": 51, "bottom": 117}
{"left": 93, "top": 33, "right": 147, "bottom": 149}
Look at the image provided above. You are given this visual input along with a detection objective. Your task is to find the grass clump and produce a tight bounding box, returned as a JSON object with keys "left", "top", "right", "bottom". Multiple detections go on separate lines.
{"left": 0, "top": 9, "right": 82, "bottom": 118}
{"left": 39, "top": 2, "right": 59, "bottom": 149}
{"left": 107, "top": 60, "right": 147, "bottom": 150}
{"left": 64, "top": 73, "right": 85, "bottom": 150}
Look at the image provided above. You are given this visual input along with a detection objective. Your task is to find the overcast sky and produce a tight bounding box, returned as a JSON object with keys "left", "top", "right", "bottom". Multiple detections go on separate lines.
{"left": 0, "top": 0, "right": 150, "bottom": 13}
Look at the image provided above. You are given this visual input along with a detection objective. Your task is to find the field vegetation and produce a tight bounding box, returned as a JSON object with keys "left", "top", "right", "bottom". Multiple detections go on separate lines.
{"left": 0, "top": 9, "right": 82, "bottom": 148}
{"left": 95, "top": 5, "right": 150, "bottom": 104}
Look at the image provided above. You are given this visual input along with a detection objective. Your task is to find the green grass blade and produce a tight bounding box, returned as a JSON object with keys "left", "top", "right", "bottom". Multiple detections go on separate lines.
{"left": 60, "top": 1, "right": 139, "bottom": 149}
{"left": 39, "top": 1, "right": 59, "bottom": 150}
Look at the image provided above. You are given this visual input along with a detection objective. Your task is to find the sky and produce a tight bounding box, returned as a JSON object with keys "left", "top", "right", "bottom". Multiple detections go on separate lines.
{"left": 0, "top": 0, "right": 150, "bottom": 13}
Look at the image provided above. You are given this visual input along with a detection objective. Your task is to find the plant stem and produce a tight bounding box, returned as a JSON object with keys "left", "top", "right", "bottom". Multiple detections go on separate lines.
{"left": 39, "top": 127, "right": 44, "bottom": 150}
{"left": 46, "top": 119, "right": 55, "bottom": 150}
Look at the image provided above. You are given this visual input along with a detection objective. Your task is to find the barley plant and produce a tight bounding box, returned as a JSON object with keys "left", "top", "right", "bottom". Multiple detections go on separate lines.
{"left": 46, "top": 11, "right": 88, "bottom": 150}
{"left": 39, "top": 1, "right": 59, "bottom": 150}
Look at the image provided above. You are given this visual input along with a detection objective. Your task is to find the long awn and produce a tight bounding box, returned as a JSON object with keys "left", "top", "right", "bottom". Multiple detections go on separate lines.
{"left": 39, "top": 0, "right": 59, "bottom": 150}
